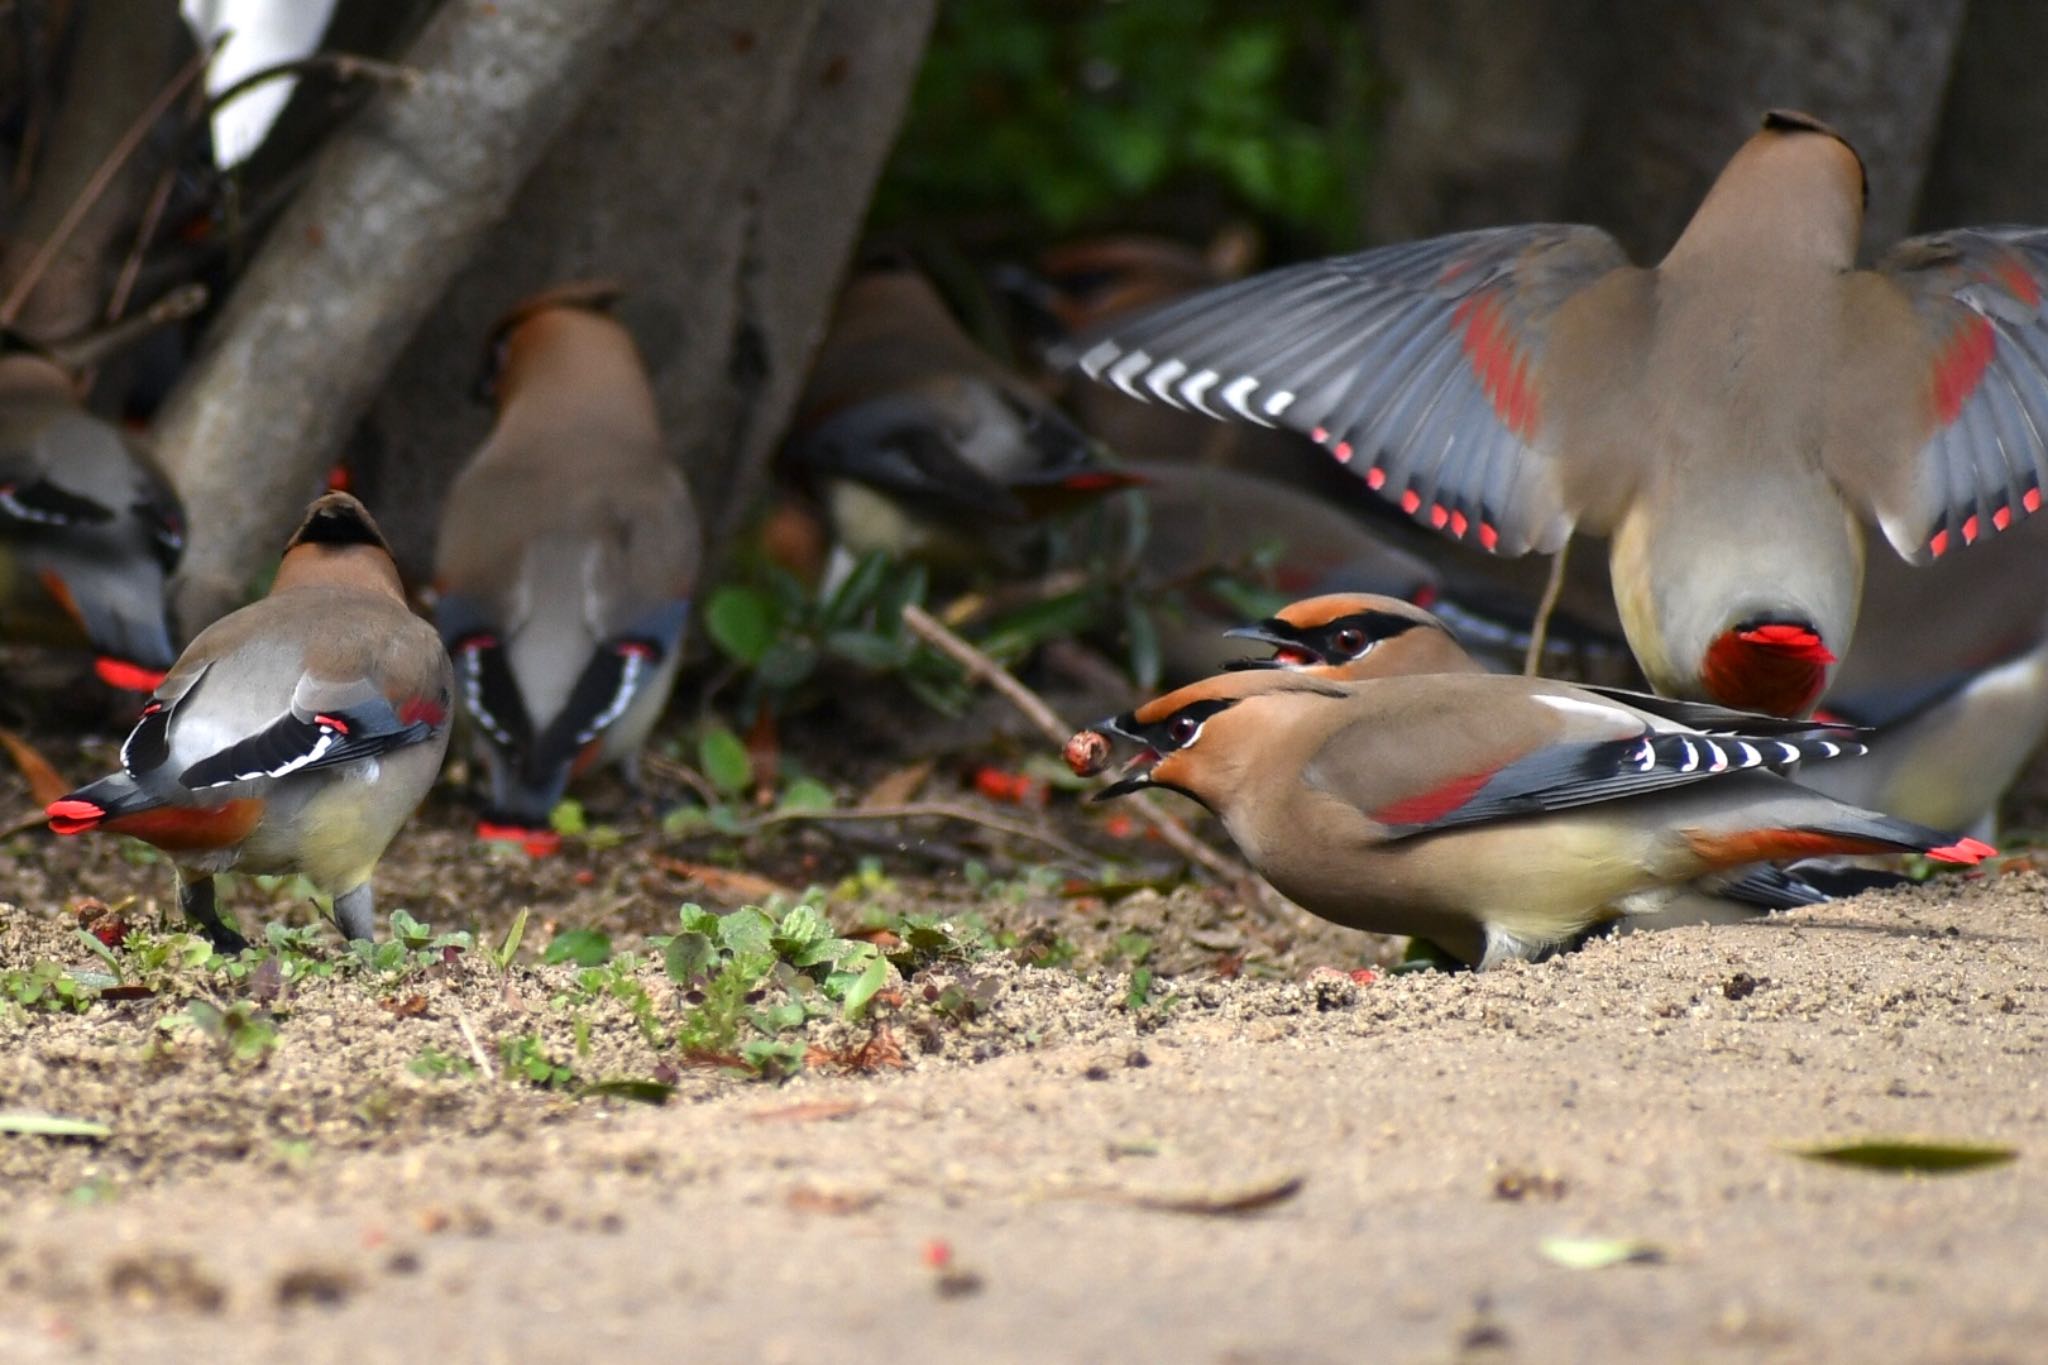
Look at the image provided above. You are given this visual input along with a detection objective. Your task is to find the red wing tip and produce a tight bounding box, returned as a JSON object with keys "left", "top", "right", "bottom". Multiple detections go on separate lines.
{"left": 1927, "top": 837, "right": 1997, "bottom": 865}
{"left": 94, "top": 657, "right": 168, "bottom": 692}
{"left": 476, "top": 821, "right": 563, "bottom": 858}
{"left": 46, "top": 798, "right": 105, "bottom": 835}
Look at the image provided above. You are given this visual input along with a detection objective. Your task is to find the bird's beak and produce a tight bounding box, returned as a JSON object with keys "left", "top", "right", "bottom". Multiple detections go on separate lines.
{"left": 1089, "top": 712, "right": 1161, "bottom": 801}
{"left": 1221, "top": 620, "right": 1317, "bottom": 668}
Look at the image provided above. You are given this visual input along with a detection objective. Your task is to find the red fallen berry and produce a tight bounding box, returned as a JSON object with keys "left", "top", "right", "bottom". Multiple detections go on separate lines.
{"left": 973, "top": 766, "right": 1044, "bottom": 806}
{"left": 91, "top": 919, "right": 130, "bottom": 948}
{"left": 1064, "top": 729, "right": 1112, "bottom": 777}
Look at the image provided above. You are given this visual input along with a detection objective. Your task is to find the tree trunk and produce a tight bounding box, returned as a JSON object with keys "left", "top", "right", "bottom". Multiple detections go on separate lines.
{"left": 1365, "top": 0, "right": 1967, "bottom": 258}
{"left": 356, "top": 0, "right": 937, "bottom": 588}
{"left": 1363, "top": 0, "right": 1608, "bottom": 242}
{"left": 154, "top": 0, "right": 666, "bottom": 634}
{"left": 1563, "top": 0, "right": 1965, "bottom": 259}
{"left": 1916, "top": 0, "right": 2048, "bottom": 230}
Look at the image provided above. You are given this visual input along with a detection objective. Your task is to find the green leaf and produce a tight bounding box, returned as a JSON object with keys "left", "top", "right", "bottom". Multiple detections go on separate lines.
{"left": 542, "top": 929, "right": 613, "bottom": 967}
{"left": 771, "top": 905, "right": 833, "bottom": 957}
{"left": 549, "top": 798, "right": 589, "bottom": 836}
{"left": 664, "top": 931, "right": 716, "bottom": 983}
{"left": 677, "top": 903, "right": 721, "bottom": 936}
{"left": 754, "top": 637, "right": 821, "bottom": 690}
{"left": 821, "top": 550, "right": 893, "bottom": 628}
{"left": 492, "top": 907, "right": 530, "bottom": 969}
{"left": 0, "top": 1112, "right": 111, "bottom": 1139}
{"left": 1789, "top": 1139, "right": 2018, "bottom": 1174}
{"left": 698, "top": 725, "right": 754, "bottom": 797}
{"left": 581, "top": 1078, "right": 675, "bottom": 1106}
{"left": 824, "top": 630, "right": 913, "bottom": 671}
{"left": 1539, "top": 1236, "right": 1665, "bottom": 1270}
{"left": 717, "top": 908, "right": 775, "bottom": 959}
{"left": 776, "top": 777, "right": 837, "bottom": 814}
{"left": 842, "top": 954, "right": 890, "bottom": 1020}
{"left": 705, "top": 586, "right": 781, "bottom": 665}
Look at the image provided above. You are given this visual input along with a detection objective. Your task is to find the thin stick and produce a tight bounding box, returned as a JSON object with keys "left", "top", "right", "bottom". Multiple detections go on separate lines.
{"left": 103, "top": 163, "right": 180, "bottom": 325}
{"left": 453, "top": 1004, "right": 496, "bottom": 1082}
{"left": 903, "top": 602, "right": 1069, "bottom": 745}
{"left": 1522, "top": 537, "right": 1572, "bottom": 677}
{"left": 750, "top": 801, "right": 1093, "bottom": 863}
{"left": 0, "top": 43, "right": 212, "bottom": 327}
{"left": 900, "top": 603, "right": 1247, "bottom": 881}
{"left": 204, "top": 52, "right": 421, "bottom": 117}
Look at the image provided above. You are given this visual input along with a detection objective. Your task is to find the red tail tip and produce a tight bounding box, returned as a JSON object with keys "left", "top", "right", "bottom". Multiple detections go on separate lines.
{"left": 46, "top": 798, "right": 106, "bottom": 836}
{"left": 94, "top": 657, "right": 168, "bottom": 692}
{"left": 1927, "top": 836, "right": 1997, "bottom": 865}
{"left": 475, "top": 820, "right": 563, "bottom": 858}
{"left": 1735, "top": 624, "right": 1837, "bottom": 665}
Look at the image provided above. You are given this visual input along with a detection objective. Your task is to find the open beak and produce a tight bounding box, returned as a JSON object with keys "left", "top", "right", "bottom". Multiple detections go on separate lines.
{"left": 1735, "top": 622, "right": 1837, "bottom": 664}
{"left": 1221, "top": 620, "right": 1318, "bottom": 669}
{"left": 1089, "top": 713, "right": 1161, "bottom": 801}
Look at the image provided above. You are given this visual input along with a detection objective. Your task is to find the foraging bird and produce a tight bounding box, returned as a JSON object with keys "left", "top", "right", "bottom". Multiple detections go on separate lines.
{"left": 46, "top": 493, "right": 452, "bottom": 949}
{"left": 434, "top": 283, "right": 699, "bottom": 846}
{"left": 785, "top": 259, "right": 1140, "bottom": 580}
{"left": 1071, "top": 109, "right": 2048, "bottom": 716}
{"left": 1079, "top": 670, "right": 1989, "bottom": 968}
{"left": 1117, "top": 463, "right": 1439, "bottom": 682}
{"left": 0, "top": 345, "right": 183, "bottom": 688}
{"left": 1222, "top": 592, "right": 1488, "bottom": 679}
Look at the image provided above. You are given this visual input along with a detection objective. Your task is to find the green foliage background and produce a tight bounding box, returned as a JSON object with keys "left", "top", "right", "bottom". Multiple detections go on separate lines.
{"left": 872, "top": 0, "right": 1379, "bottom": 254}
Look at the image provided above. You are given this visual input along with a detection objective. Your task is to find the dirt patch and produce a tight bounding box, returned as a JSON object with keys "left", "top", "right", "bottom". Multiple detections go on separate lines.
{"left": 4, "top": 702, "right": 2046, "bottom": 1360}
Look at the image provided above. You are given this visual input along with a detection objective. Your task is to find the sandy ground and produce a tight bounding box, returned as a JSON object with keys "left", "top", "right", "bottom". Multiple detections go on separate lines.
{"left": 4, "top": 849, "right": 2044, "bottom": 1363}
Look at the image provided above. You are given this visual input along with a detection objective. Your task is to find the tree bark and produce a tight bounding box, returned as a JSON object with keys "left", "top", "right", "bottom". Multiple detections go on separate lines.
{"left": 1365, "top": 0, "right": 1967, "bottom": 258}
{"left": 357, "top": 0, "right": 936, "bottom": 586}
{"left": 1916, "top": 0, "right": 2048, "bottom": 230}
{"left": 1563, "top": 0, "right": 1965, "bottom": 259}
{"left": 153, "top": 0, "right": 665, "bottom": 633}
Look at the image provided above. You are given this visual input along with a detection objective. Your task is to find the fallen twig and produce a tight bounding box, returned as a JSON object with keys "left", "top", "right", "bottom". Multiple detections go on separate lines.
{"left": 751, "top": 800, "right": 1093, "bottom": 864}
{"left": 901, "top": 603, "right": 1249, "bottom": 882}
{"left": 205, "top": 52, "right": 421, "bottom": 117}
{"left": 452, "top": 1004, "right": 495, "bottom": 1082}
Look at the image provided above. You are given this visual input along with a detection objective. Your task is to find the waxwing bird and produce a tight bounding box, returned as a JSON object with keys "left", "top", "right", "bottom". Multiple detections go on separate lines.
{"left": 434, "top": 283, "right": 700, "bottom": 845}
{"left": 1223, "top": 592, "right": 1488, "bottom": 678}
{"left": 47, "top": 493, "right": 453, "bottom": 949}
{"left": 0, "top": 344, "right": 183, "bottom": 688}
{"left": 1116, "top": 462, "right": 1439, "bottom": 682}
{"left": 1071, "top": 109, "right": 2048, "bottom": 717}
{"left": 784, "top": 259, "right": 1141, "bottom": 580}
{"left": 1077, "top": 670, "right": 1989, "bottom": 968}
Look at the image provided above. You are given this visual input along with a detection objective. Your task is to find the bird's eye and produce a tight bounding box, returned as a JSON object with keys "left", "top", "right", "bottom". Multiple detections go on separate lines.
{"left": 1332, "top": 627, "right": 1367, "bottom": 656}
{"left": 1167, "top": 715, "right": 1199, "bottom": 745}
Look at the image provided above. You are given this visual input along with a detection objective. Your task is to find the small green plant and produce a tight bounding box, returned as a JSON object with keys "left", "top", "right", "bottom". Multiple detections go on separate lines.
{"left": 2, "top": 960, "right": 96, "bottom": 1013}
{"left": 348, "top": 910, "right": 472, "bottom": 975}
{"left": 164, "top": 1000, "right": 279, "bottom": 1065}
{"left": 658, "top": 902, "right": 897, "bottom": 1075}
{"left": 408, "top": 1047, "right": 478, "bottom": 1081}
{"left": 498, "top": 1033, "right": 575, "bottom": 1089}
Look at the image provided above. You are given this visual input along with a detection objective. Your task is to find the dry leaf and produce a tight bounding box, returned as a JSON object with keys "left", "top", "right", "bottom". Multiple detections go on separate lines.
{"left": 861, "top": 758, "right": 934, "bottom": 809}
{"left": 0, "top": 726, "right": 73, "bottom": 805}
{"left": 748, "top": 1098, "right": 867, "bottom": 1124}
{"left": 786, "top": 1185, "right": 881, "bottom": 1216}
{"left": 1122, "top": 1173, "right": 1305, "bottom": 1216}
{"left": 651, "top": 855, "right": 796, "bottom": 903}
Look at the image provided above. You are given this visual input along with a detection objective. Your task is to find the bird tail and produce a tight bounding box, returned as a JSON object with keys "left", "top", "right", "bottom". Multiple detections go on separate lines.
{"left": 46, "top": 772, "right": 158, "bottom": 835}
{"left": 1685, "top": 804, "right": 1995, "bottom": 869}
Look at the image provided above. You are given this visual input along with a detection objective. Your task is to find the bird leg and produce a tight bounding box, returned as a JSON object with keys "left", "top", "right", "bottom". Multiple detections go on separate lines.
{"left": 1522, "top": 537, "right": 1572, "bottom": 676}
{"left": 176, "top": 873, "right": 248, "bottom": 954}
{"left": 332, "top": 883, "right": 377, "bottom": 942}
